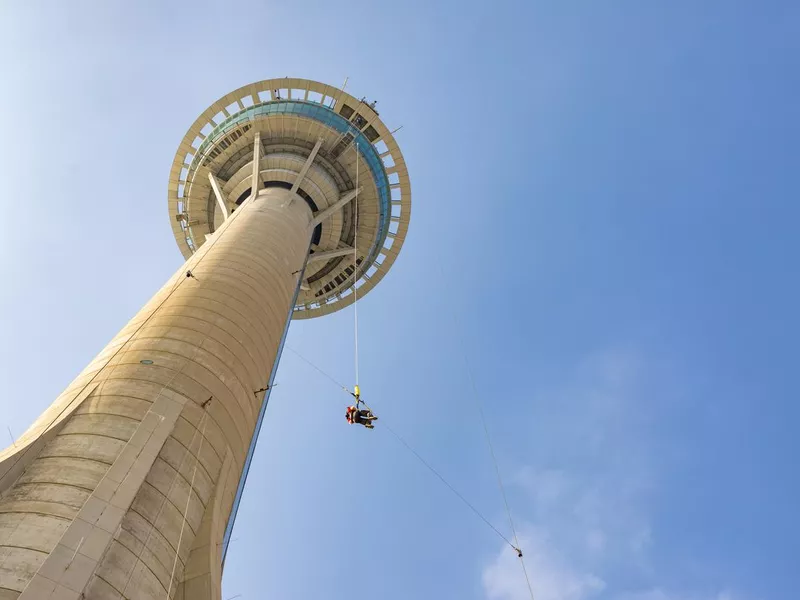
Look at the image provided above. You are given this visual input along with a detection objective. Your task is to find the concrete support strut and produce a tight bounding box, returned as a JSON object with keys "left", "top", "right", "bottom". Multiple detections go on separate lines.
{"left": 307, "top": 246, "right": 354, "bottom": 264}
{"left": 311, "top": 187, "right": 361, "bottom": 227}
{"left": 291, "top": 138, "right": 324, "bottom": 194}
{"left": 208, "top": 173, "right": 229, "bottom": 222}
{"left": 0, "top": 187, "right": 312, "bottom": 600}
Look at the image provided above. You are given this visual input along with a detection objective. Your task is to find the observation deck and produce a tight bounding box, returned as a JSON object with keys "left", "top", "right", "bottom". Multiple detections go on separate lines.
{"left": 168, "top": 77, "right": 411, "bottom": 318}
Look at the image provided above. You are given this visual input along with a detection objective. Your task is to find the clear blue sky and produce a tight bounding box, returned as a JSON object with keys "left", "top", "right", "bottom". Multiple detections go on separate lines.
{"left": 1, "top": 2, "right": 798, "bottom": 599}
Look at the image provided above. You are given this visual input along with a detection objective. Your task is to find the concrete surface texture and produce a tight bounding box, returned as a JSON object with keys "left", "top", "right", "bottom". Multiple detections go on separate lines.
{"left": 0, "top": 187, "right": 311, "bottom": 599}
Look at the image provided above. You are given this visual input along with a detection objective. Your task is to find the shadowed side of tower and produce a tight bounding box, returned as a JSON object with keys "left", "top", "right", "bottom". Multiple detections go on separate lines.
{"left": 0, "top": 78, "right": 410, "bottom": 599}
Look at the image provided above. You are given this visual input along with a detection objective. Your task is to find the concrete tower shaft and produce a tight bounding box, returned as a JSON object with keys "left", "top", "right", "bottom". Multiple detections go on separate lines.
{"left": 0, "top": 77, "right": 410, "bottom": 600}
{"left": 0, "top": 187, "right": 312, "bottom": 599}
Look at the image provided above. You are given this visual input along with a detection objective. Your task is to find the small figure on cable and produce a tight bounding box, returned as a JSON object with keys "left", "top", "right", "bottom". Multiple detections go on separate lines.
{"left": 346, "top": 385, "right": 378, "bottom": 429}
{"left": 346, "top": 405, "right": 378, "bottom": 428}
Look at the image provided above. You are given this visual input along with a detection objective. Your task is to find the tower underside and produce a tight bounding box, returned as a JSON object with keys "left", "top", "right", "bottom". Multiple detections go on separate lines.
{"left": 169, "top": 77, "right": 411, "bottom": 318}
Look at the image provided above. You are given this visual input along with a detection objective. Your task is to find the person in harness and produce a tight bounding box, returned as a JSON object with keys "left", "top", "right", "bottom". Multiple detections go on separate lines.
{"left": 346, "top": 385, "right": 378, "bottom": 429}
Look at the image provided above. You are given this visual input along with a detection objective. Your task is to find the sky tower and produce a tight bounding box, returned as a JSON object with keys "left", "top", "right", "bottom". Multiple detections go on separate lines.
{"left": 0, "top": 78, "right": 410, "bottom": 599}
